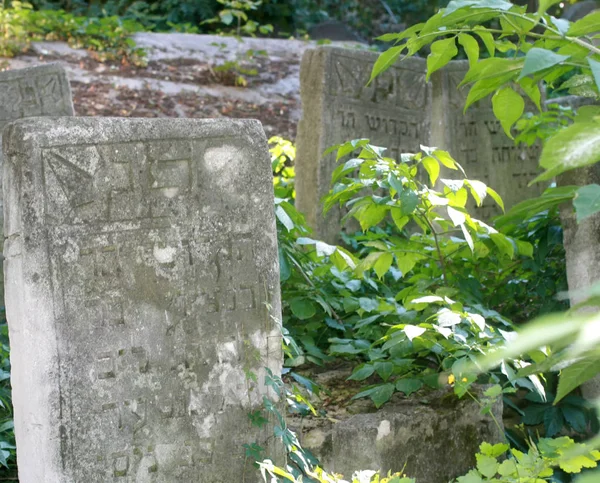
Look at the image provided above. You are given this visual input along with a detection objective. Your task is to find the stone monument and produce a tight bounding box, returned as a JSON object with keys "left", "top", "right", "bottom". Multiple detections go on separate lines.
{"left": 295, "top": 46, "right": 546, "bottom": 241}
{"left": 433, "top": 60, "right": 545, "bottom": 220}
{"left": 295, "top": 46, "right": 432, "bottom": 243}
{"left": 3, "top": 117, "right": 282, "bottom": 482}
{"left": 0, "top": 63, "right": 74, "bottom": 308}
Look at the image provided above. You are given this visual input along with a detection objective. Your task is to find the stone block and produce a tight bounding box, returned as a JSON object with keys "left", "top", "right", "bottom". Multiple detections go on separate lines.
{"left": 550, "top": 95, "right": 600, "bottom": 400}
{"left": 0, "top": 63, "right": 73, "bottom": 308}
{"left": 295, "top": 46, "right": 431, "bottom": 242}
{"left": 290, "top": 387, "right": 504, "bottom": 483}
{"left": 432, "top": 60, "right": 546, "bottom": 220}
{"left": 3, "top": 117, "right": 282, "bottom": 482}
{"left": 295, "top": 47, "right": 546, "bottom": 241}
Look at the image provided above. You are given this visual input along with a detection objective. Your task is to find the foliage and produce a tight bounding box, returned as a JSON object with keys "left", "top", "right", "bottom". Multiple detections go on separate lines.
{"left": 0, "top": 2, "right": 145, "bottom": 63}
{"left": 202, "top": 0, "right": 274, "bottom": 37}
{"left": 0, "top": 316, "right": 14, "bottom": 471}
{"left": 454, "top": 439, "right": 600, "bottom": 482}
{"left": 373, "top": 0, "right": 600, "bottom": 216}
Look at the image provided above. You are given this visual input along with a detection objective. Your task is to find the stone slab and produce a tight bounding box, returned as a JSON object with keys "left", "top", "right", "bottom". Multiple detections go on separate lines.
{"left": 3, "top": 117, "right": 282, "bottom": 482}
{"left": 0, "top": 63, "right": 73, "bottom": 309}
{"left": 289, "top": 386, "right": 503, "bottom": 483}
{"left": 295, "top": 47, "right": 546, "bottom": 241}
{"left": 551, "top": 95, "right": 600, "bottom": 401}
{"left": 433, "top": 60, "right": 546, "bottom": 220}
{"left": 295, "top": 46, "right": 432, "bottom": 243}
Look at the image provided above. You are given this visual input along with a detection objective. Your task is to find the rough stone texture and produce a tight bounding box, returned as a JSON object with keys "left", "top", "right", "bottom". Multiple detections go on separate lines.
{"left": 295, "top": 47, "right": 545, "bottom": 241}
{"left": 433, "top": 60, "right": 546, "bottom": 220}
{"left": 0, "top": 63, "right": 73, "bottom": 308}
{"left": 295, "top": 46, "right": 432, "bottom": 243}
{"left": 3, "top": 117, "right": 283, "bottom": 483}
{"left": 550, "top": 95, "right": 600, "bottom": 400}
{"left": 289, "top": 386, "right": 503, "bottom": 483}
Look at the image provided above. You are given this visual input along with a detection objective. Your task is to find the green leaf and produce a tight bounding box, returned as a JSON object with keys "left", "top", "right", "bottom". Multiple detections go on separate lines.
{"left": 447, "top": 206, "right": 466, "bottom": 226}
{"left": 574, "top": 184, "right": 600, "bottom": 222}
{"left": 519, "top": 77, "right": 542, "bottom": 111}
{"left": 422, "top": 156, "right": 440, "bottom": 185}
{"left": 396, "top": 378, "right": 423, "bottom": 396}
{"left": 465, "top": 72, "right": 516, "bottom": 111}
{"left": 544, "top": 406, "right": 565, "bottom": 437}
{"left": 568, "top": 11, "right": 600, "bottom": 36}
{"left": 427, "top": 37, "right": 458, "bottom": 81}
{"left": 357, "top": 203, "right": 388, "bottom": 231}
{"left": 492, "top": 86, "right": 524, "bottom": 139}
{"left": 404, "top": 324, "right": 426, "bottom": 341}
{"left": 375, "top": 361, "right": 394, "bottom": 382}
{"left": 348, "top": 364, "right": 375, "bottom": 381}
{"left": 374, "top": 252, "right": 393, "bottom": 279}
{"left": 456, "top": 470, "right": 485, "bottom": 483}
{"left": 354, "top": 384, "right": 396, "bottom": 408}
{"left": 490, "top": 233, "right": 515, "bottom": 259}
{"left": 484, "top": 384, "right": 503, "bottom": 398}
{"left": 556, "top": 356, "right": 600, "bottom": 403}
{"left": 518, "top": 48, "right": 570, "bottom": 80}
{"left": 476, "top": 453, "right": 499, "bottom": 478}
{"left": 480, "top": 442, "right": 510, "bottom": 458}
{"left": 533, "top": 122, "right": 600, "bottom": 182}
{"left": 560, "top": 454, "right": 598, "bottom": 473}
{"left": 275, "top": 205, "right": 294, "bottom": 231}
{"left": 474, "top": 28, "right": 495, "bottom": 57}
{"left": 433, "top": 150, "right": 458, "bottom": 170}
{"left": 369, "top": 45, "right": 405, "bottom": 84}
{"left": 458, "top": 33, "right": 479, "bottom": 67}
{"left": 399, "top": 190, "right": 419, "bottom": 215}
{"left": 396, "top": 252, "right": 422, "bottom": 276}
{"left": 359, "top": 297, "right": 380, "bottom": 312}
{"left": 497, "top": 459, "right": 517, "bottom": 477}
{"left": 391, "top": 208, "right": 409, "bottom": 231}
{"left": 445, "top": 0, "right": 513, "bottom": 16}
{"left": 290, "top": 298, "right": 317, "bottom": 320}
{"left": 486, "top": 187, "right": 505, "bottom": 212}
{"left": 587, "top": 57, "right": 600, "bottom": 95}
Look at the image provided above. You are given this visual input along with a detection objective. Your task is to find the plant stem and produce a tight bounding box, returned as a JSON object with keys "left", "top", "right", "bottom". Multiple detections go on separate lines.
{"left": 418, "top": 210, "right": 448, "bottom": 284}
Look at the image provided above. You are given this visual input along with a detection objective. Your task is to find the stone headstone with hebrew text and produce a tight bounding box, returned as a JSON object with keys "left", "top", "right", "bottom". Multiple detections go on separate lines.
{"left": 4, "top": 117, "right": 282, "bottom": 483}
{"left": 0, "top": 63, "right": 73, "bottom": 309}
{"left": 295, "top": 47, "right": 546, "bottom": 241}
{"left": 433, "top": 60, "right": 546, "bottom": 220}
{"left": 295, "top": 46, "right": 432, "bottom": 243}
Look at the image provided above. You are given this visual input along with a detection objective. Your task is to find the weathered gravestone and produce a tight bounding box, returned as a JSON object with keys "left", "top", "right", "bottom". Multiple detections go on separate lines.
{"left": 3, "top": 117, "right": 283, "bottom": 482}
{"left": 295, "top": 46, "right": 432, "bottom": 243}
{"left": 548, "top": 95, "right": 600, "bottom": 400}
{"left": 433, "top": 61, "right": 545, "bottom": 220}
{"left": 295, "top": 47, "right": 545, "bottom": 241}
{"left": 0, "top": 63, "right": 73, "bottom": 308}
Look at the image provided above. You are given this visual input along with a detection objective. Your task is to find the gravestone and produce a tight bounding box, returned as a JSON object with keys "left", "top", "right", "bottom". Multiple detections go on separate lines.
{"left": 295, "top": 47, "right": 546, "bottom": 241}
{"left": 295, "top": 46, "right": 432, "bottom": 243}
{"left": 549, "top": 95, "right": 600, "bottom": 400}
{"left": 0, "top": 63, "right": 73, "bottom": 308}
{"left": 3, "top": 117, "right": 283, "bottom": 482}
{"left": 433, "top": 61, "right": 545, "bottom": 220}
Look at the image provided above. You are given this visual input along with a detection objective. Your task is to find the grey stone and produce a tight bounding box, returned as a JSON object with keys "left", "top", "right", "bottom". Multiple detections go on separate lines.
{"left": 295, "top": 46, "right": 432, "bottom": 243}
{"left": 550, "top": 95, "right": 600, "bottom": 401}
{"left": 295, "top": 47, "right": 546, "bottom": 242}
{"left": 289, "top": 387, "right": 504, "bottom": 483}
{"left": 0, "top": 63, "right": 73, "bottom": 309}
{"left": 432, "top": 61, "right": 546, "bottom": 220}
{"left": 3, "top": 117, "right": 283, "bottom": 482}
{"left": 562, "top": 0, "right": 600, "bottom": 20}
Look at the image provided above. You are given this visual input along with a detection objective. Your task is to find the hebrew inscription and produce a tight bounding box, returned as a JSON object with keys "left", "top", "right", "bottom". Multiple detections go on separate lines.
{"left": 4, "top": 118, "right": 282, "bottom": 483}
{"left": 296, "top": 47, "right": 432, "bottom": 242}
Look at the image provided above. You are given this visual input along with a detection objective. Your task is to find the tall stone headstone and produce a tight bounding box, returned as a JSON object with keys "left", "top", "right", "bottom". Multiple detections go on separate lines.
{"left": 295, "top": 47, "right": 546, "bottom": 241}
{"left": 0, "top": 63, "right": 73, "bottom": 308}
{"left": 295, "top": 46, "right": 432, "bottom": 243}
{"left": 433, "top": 61, "right": 545, "bottom": 220}
{"left": 3, "top": 117, "right": 282, "bottom": 482}
{"left": 550, "top": 95, "right": 600, "bottom": 400}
